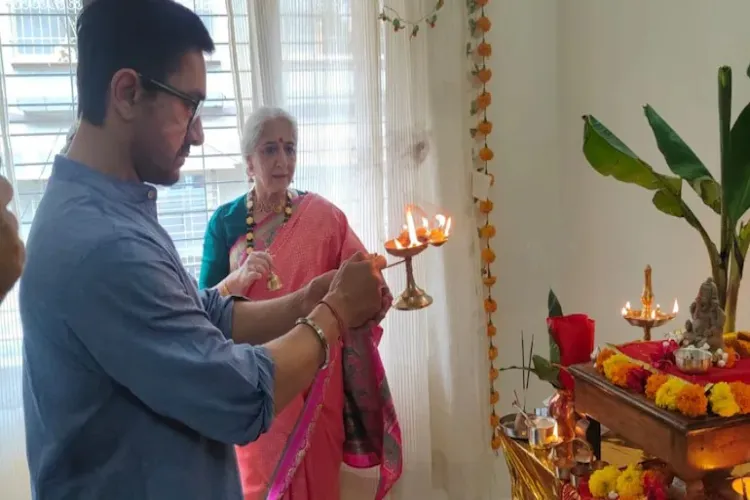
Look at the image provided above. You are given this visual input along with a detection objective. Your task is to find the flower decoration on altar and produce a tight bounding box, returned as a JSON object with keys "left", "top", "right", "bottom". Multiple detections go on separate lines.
{"left": 588, "top": 464, "right": 668, "bottom": 500}
{"left": 501, "top": 291, "right": 595, "bottom": 391}
{"left": 594, "top": 347, "right": 750, "bottom": 418}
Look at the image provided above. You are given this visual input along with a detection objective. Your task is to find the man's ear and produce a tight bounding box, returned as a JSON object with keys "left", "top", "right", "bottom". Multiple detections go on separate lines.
{"left": 109, "top": 69, "right": 142, "bottom": 121}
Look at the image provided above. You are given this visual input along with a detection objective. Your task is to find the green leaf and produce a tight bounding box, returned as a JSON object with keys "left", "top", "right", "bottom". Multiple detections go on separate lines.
{"left": 739, "top": 222, "right": 750, "bottom": 258}
{"left": 643, "top": 105, "right": 720, "bottom": 213}
{"left": 532, "top": 355, "right": 561, "bottom": 389}
{"left": 582, "top": 115, "right": 685, "bottom": 219}
{"left": 726, "top": 102, "right": 750, "bottom": 224}
{"left": 547, "top": 289, "right": 563, "bottom": 318}
{"left": 546, "top": 289, "right": 563, "bottom": 365}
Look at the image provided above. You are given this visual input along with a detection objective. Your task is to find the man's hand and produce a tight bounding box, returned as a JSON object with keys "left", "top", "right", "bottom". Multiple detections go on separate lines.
{"left": 301, "top": 270, "right": 335, "bottom": 313}
{"left": 323, "top": 252, "right": 387, "bottom": 329}
{"left": 0, "top": 175, "right": 24, "bottom": 303}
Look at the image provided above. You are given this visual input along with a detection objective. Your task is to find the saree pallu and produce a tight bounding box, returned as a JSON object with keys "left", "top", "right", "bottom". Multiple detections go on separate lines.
{"left": 228, "top": 193, "right": 402, "bottom": 500}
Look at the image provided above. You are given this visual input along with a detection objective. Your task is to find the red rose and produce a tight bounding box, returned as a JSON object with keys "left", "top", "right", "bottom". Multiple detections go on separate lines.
{"left": 547, "top": 314, "right": 595, "bottom": 391}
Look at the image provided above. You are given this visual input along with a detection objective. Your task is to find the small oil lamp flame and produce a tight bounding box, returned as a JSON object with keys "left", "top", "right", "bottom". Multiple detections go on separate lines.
{"left": 621, "top": 301, "right": 631, "bottom": 316}
{"left": 673, "top": 299, "right": 679, "bottom": 314}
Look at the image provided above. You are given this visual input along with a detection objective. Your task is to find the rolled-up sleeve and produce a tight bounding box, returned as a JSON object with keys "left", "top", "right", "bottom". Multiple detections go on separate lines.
{"left": 63, "top": 236, "right": 274, "bottom": 446}
{"left": 199, "top": 287, "right": 234, "bottom": 340}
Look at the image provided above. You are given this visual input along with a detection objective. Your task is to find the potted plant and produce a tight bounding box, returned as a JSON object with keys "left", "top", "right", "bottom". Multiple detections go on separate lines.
{"left": 582, "top": 65, "right": 750, "bottom": 333}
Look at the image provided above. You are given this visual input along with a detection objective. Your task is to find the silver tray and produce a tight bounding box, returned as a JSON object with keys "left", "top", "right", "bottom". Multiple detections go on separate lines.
{"left": 500, "top": 413, "right": 529, "bottom": 441}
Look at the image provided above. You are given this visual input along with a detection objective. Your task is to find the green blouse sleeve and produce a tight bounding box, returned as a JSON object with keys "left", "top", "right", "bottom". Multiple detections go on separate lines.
{"left": 199, "top": 208, "right": 230, "bottom": 289}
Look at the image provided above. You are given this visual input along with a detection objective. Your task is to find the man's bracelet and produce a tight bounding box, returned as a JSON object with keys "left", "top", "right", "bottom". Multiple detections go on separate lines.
{"left": 296, "top": 317, "right": 330, "bottom": 370}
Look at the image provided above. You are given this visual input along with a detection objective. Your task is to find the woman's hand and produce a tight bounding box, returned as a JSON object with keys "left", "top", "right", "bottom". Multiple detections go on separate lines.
{"left": 222, "top": 251, "right": 272, "bottom": 296}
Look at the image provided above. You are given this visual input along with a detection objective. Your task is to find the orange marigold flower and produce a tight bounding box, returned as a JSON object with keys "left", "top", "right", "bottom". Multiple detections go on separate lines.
{"left": 479, "top": 224, "right": 496, "bottom": 239}
{"left": 645, "top": 373, "right": 670, "bottom": 400}
{"left": 725, "top": 347, "right": 739, "bottom": 369}
{"left": 483, "top": 275, "right": 497, "bottom": 286}
{"left": 479, "top": 199, "right": 493, "bottom": 213}
{"left": 594, "top": 349, "right": 615, "bottom": 373}
{"left": 487, "top": 324, "right": 497, "bottom": 337}
{"left": 477, "top": 41, "right": 492, "bottom": 57}
{"left": 609, "top": 363, "right": 634, "bottom": 388}
{"left": 729, "top": 382, "right": 750, "bottom": 414}
{"left": 484, "top": 298, "right": 497, "bottom": 313}
{"left": 490, "top": 390, "right": 499, "bottom": 405}
{"left": 476, "top": 68, "right": 492, "bottom": 84}
{"left": 675, "top": 384, "right": 708, "bottom": 418}
{"left": 476, "top": 92, "right": 492, "bottom": 109}
{"left": 490, "top": 413, "right": 500, "bottom": 428}
{"left": 475, "top": 16, "right": 492, "bottom": 32}
{"left": 490, "top": 366, "right": 499, "bottom": 381}
{"left": 475, "top": 0, "right": 489, "bottom": 6}
{"left": 477, "top": 120, "right": 493, "bottom": 135}
{"left": 481, "top": 247, "right": 496, "bottom": 264}
{"left": 478, "top": 146, "right": 494, "bottom": 162}
{"left": 491, "top": 435, "right": 503, "bottom": 450}
{"left": 488, "top": 345, "right": 498, "bottom": 361}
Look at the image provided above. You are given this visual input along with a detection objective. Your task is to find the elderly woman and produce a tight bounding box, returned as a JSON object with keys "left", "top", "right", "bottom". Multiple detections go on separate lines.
{"left": 199, "top": 107, "right": 402, "bottom": 500}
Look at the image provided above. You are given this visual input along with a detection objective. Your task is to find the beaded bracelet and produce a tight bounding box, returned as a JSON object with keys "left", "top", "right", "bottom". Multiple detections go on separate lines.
{"left": 317, "top": 299, "right": 347, "bottom": 336}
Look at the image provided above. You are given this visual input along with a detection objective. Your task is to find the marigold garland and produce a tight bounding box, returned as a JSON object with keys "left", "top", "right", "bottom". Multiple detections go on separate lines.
{"left": 466, "top": 0, "right": 498, "bottom": 452}
{"left": 594, "top": 347, "right": 750, "bottom": 419}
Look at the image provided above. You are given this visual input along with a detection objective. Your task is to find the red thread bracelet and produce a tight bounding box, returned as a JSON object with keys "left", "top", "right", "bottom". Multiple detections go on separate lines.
{"left": 317, "top": 299, "right": 348, "bottom": 336}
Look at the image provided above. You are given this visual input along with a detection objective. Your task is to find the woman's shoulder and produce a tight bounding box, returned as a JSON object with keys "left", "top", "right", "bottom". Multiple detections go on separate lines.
{"left": 207, "top": 193, "right": 247, "bottom": 236}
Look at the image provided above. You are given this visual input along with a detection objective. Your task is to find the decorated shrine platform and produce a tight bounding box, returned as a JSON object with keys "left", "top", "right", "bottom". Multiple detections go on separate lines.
{"left": 569, "top": 362, "right": 750, "bottom": 499}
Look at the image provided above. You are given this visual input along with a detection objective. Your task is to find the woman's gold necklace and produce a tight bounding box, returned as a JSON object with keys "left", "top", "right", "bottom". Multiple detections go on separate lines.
{"left": 246, "top": 189, "right": 292, "bottom": 291}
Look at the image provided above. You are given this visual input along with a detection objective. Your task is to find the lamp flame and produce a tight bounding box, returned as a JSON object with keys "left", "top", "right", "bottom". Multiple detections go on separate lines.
{"left": 405, "top": 208, "right": 419, "bottom": 247}
{"left": 673, "top": 299, "right": 679, "bottom": 314}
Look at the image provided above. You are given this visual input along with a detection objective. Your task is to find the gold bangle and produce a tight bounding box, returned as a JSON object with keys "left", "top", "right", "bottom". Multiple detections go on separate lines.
{"left": 218, "top": 282, "right": 231, "bottom": 297}
{"left": 296, "top": 317, "right": 330, "bottom": 370}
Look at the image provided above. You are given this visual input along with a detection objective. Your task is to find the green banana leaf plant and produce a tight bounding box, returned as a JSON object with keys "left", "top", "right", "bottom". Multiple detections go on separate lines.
{"left": 582, "top": 65, "right": 750, "bottom": 333}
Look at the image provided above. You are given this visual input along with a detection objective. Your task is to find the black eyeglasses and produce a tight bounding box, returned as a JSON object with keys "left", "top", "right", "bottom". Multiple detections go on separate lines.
{"left": 138, "top": 73, "right": 204, "bottom": 130}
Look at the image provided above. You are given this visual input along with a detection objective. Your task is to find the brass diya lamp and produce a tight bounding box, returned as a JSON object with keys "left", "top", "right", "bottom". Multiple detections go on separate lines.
{"left": 384, "top": 206, "right": 452, "bottom": 311}
{"left": 621, "top": 265, "right": 678, "bottom": 341}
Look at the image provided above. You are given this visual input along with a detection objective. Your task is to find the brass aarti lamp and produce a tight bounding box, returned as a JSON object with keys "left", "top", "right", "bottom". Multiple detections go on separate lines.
{"left": 620, "top": 265, "right": 678, "bottom": 341}
{"left": 383, "top": 206, "right": 452, "bottom": 311}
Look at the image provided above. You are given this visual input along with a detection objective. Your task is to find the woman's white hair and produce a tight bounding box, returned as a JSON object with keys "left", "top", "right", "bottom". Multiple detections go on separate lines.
{"left": 240, "top": 106, "right": 298, "bottom": 157}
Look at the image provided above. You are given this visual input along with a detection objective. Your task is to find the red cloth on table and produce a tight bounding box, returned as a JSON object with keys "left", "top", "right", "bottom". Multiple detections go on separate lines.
{"left": 618, "top": 341, "right": 750, "bottom": 385}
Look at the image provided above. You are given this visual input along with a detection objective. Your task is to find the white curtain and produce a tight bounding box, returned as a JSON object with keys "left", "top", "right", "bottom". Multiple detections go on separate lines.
{"left": 226, "top": 0, "right": 494, "bottom": 498}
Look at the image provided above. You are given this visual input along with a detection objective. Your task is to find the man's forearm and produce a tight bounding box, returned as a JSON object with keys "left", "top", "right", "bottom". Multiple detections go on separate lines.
{"left": 230, "top": 288, "right": 312, "bottom": 344}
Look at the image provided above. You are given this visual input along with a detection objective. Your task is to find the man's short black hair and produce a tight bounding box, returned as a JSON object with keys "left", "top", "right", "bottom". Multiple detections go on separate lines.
{"left": 76, "top": 0, "right": 215, "bottom": 126}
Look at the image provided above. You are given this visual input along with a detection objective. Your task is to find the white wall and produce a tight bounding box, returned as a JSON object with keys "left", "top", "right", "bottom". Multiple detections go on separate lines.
{"left": 489, "top": 0, "right": 750, "bottom": 495}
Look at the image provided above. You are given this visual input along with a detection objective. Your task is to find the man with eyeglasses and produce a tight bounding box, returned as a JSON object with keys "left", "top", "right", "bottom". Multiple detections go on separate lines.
{"left": 19, "top": 1, "right": 389, "bottom": 499}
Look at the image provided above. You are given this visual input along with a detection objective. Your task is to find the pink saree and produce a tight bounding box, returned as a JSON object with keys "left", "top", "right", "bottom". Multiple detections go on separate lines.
{"left": 228, "top": 193, "right": 402, "bottom": 500}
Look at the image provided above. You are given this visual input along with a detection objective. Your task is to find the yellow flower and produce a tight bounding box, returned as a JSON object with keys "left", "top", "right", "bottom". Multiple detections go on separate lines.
{"left": 588, "top": 465, "right": 621, "bottom": 498}
{"left": 710, "top": 382, "right": 740, "bottom": 417}
{"left": 654, "top": 377, "right": 686, "bottom": 411}
{"left": 602, "top": 353, "right": 631, "bottom": 380}
{"left": 616, "top": 464, "right": 644, "bottom": 497}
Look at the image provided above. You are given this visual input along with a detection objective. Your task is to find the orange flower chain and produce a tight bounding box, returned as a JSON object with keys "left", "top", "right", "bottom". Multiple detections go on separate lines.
{"left": 467, "top": 0, "right": 497, "bottom": 451}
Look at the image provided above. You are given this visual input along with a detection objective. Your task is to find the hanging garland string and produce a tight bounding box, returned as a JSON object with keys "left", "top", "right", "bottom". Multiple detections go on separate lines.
{"left": 467, "top": 0, "right": 498, "bottom": 452}
{"left": 379, "top": 0, "right": 445, "bottom": 38}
